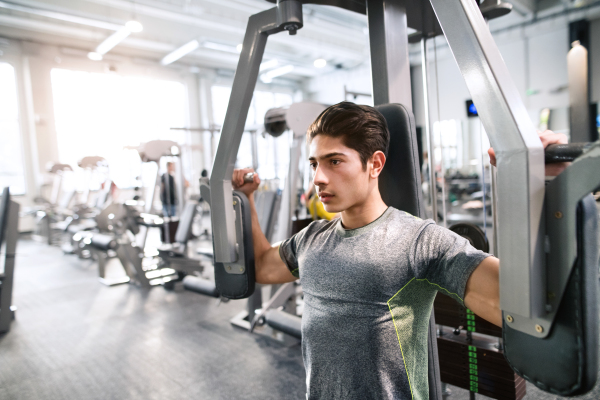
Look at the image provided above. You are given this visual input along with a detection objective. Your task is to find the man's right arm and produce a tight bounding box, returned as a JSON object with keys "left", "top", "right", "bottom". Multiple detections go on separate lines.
{"left": 232, "top": 168, "right": 297, "bottom": 285}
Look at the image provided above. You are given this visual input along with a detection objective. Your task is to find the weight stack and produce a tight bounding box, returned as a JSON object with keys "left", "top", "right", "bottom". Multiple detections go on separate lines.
{"left": 434, "top": 293, "right": 525, "bottom": 400}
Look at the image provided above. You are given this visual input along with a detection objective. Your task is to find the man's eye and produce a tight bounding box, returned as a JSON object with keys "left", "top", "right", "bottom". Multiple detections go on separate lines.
{"left": 331, "top": 159, "right": 341, "bottom": 165}
{"left": 310, "top": 163, "right": 317, "bottom": 169}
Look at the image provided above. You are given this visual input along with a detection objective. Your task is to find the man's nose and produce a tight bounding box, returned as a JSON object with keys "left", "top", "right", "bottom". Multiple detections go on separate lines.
{"left": 313, "top": 166, "right": 327, "bottom": 187}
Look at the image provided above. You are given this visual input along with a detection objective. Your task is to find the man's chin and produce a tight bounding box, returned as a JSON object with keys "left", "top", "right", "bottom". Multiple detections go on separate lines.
{"left": 323, "top": 204, "right": 342, "bottom": 214}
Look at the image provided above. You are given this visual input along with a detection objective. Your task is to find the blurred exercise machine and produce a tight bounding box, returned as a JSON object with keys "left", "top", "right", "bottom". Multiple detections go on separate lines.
{"left": 0, "top": 187, "right": 19, "bottom": 333}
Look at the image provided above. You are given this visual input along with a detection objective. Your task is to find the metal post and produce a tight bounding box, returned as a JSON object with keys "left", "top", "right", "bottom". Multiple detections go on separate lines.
{"left": 490, "top": 165, "right": 499, "bottom": 255}
{"left": 250, "top": 130, "right": 259, "bottom": 171}
{"left": 421, "top": 38, "right": 438, "bottom": 222}
{"left": 367, "top": 0, "right": 412, "bottom": 108}
{"left": 433, "top": 40, "right": 447, "bottom": 228}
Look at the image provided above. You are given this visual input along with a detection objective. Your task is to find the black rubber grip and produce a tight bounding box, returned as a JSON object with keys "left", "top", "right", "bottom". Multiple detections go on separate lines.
{"left": 545, "top": 143, "right": 592, "bottom": 163}
{"left": 182, "top": 276, "right": 219, "bottom": 298}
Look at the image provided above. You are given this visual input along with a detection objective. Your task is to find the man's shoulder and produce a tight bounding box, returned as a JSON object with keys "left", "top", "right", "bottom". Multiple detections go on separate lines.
{"left": 386, "top": 207, "right": 431, "bottom": 226}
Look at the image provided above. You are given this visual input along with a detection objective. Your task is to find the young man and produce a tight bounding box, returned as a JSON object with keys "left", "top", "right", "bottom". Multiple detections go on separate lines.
{"left": 232, "top": 102, "right": 566, "bottom": 400}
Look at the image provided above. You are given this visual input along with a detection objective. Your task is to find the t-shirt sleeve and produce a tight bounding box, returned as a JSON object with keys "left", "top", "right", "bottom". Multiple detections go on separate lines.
{"left": 410, "top": 221, "right": 490, "bottom": 305}
{"left": 278, "top": 224, "right": 313, "bottom": 278}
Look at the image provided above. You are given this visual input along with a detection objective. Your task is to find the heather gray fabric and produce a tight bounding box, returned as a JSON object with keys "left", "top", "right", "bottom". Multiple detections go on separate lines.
{"left": 279, "top": 207, "right": 490, "bottom": 400}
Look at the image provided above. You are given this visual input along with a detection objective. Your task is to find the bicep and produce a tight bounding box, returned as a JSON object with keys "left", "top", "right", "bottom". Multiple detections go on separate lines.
{"left": 464, "top": 256, "right": 501, "bottom": 327}
{"left": 256, "top": 244, "right": 297, "bottom": 284}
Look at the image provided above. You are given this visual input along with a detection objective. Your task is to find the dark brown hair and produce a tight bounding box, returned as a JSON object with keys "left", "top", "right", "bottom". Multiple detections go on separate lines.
{"left": 307, "top": 101, "right": 389, "bottom": 170}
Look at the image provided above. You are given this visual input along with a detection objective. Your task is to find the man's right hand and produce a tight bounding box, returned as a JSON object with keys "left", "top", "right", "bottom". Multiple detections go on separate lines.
{"left": 232, "top": 168, "right": 261, "bottom": 200}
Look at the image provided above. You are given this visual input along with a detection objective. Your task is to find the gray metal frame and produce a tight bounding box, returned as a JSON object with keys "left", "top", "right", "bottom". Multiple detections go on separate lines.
{"left": 210, "top": 1, "right": 302, "bottom": 266}
{"left": 429, "top": 0, "right": 600, "bottom": 337}
{"left": 0, "top": 199, "right": 19, "bottom": 333}
{"left": 429, "top": 0, "right": 546, "bottom": 336}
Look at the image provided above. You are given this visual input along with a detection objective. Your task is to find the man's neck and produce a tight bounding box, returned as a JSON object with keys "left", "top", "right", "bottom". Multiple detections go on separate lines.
{"left": 339, "top": 187, "right": 388, "bottom": 230}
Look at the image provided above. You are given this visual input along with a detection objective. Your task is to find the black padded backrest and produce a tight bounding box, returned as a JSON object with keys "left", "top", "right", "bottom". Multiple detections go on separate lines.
{"left": 375, "top": 104, "right": 425, "bottom": 218}
{"left": 0, "top": 187, "right": 10, "bottom": 248}
{"left": 174, "top": 201, "right": 198, "bottom": 244}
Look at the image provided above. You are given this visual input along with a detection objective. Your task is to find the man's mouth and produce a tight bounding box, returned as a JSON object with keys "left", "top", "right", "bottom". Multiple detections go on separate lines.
{"left": 319, "top": 192, "right": 334, "bottom": 202}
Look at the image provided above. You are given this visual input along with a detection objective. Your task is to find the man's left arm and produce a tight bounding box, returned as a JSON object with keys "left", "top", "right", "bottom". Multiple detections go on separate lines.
{"left": 464, "top": 256, "right": 501, "bottom": 327}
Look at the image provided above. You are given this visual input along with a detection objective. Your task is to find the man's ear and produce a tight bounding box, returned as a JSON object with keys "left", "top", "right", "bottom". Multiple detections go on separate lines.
{"left": 369, "top": 151, "right": 386, "bottom": 178}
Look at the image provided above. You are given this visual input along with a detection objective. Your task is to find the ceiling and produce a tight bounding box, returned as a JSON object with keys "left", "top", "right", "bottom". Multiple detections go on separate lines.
{"left": 0, "top": 0, "right": 595, "bottom": 83}
{"left": 0, "top": 0, "right": 372, "bottom": 82}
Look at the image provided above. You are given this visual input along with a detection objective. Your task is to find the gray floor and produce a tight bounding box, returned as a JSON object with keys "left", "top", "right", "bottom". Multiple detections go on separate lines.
{"left": 0, "top": 237, "right": 306, "bottom": 400}
{"left": 1, "top": 237, "right": 599, "bottom": 400}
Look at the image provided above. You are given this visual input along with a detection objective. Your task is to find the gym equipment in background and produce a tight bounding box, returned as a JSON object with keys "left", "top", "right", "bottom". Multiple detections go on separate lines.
{"left": 0, "top": 187, "right": 20, "bottom": 333}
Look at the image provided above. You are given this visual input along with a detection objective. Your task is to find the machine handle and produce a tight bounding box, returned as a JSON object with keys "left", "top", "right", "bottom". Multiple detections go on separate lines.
{"left": 243, "top": 172, "right": 255, "bottom": 183}
{"left": 545, "top": 143, "right": 592, "bottom": 163}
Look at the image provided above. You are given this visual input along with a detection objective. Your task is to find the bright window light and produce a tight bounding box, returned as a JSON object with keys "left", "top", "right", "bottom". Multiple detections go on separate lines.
{"left": 236, "top": 44, "right": 243, "bottom": 52}
{"left": 51, "top": 69, "right": 187, "bottom": 188}
{"left": 161, "top": 40, "right": 200, "bottom": 65}
{"left": 0, "top": 63, "right": 26, "bottom": 194}
{"left": 313, "top": 58, "right": 327, "bottom": 68}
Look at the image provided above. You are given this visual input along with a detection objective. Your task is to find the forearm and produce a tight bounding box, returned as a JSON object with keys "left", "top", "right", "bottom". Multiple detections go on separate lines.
{"left": 248, "top": 194, "right": 272, "bottom": 263}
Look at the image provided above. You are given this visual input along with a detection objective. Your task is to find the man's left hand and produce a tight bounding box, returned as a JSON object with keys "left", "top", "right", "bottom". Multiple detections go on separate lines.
{"left": 488, "top": 130, "right": 569, "bottom": 176}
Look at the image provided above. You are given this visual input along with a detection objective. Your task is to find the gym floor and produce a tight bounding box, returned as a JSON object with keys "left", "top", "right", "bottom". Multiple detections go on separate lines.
{"left": 1, "top": 237, "right": 599, "bottom": 400}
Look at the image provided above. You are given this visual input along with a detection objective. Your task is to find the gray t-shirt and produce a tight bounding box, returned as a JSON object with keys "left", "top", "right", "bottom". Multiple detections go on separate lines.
{"left": 279, "top": 207, "right": 489, "bottom": 400}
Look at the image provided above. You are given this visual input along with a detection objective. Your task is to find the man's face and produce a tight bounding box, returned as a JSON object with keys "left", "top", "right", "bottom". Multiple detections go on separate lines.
{"left": 168, "top": 164, "right": 175, "bottom": 173}
{"left": 308, "top": 135, "right": 372, "bottom": 214}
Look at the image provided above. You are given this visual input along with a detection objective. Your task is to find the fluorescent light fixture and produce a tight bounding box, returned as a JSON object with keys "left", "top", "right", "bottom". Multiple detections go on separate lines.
{"left": 260, "top": 65, "right": 294, "bottom": 83}
{"left": 203, "top": 41, "right": 239, "bottom": 54}
{"left": 90, "top": 21, "right": 143, "bottom": 59}
{"left": 236, "top": 44, "right": 243, "bottom": 52}
{"left": 95, "top": 28, "right": 131, "bottom": 55}
{"left": 125, "top": 20, "right": 143, "bottom": 33}
{"left": 161, "top": 39, "right": 200, "bottom": 65}
{"left": 259, "top": 59, "right": 279, "bottom": 71}
{"left": 314, "top": 58, "right": 327, "bottom": 68}
{"left": 87, "top": 51, "right": 103, "bottom": 61}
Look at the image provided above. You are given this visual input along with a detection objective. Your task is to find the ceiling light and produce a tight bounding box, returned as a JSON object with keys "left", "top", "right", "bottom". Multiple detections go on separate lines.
{"left": 87, "top": 51, "right": 103, "bottom": 61}
{"left": 203, "top": 41, "right": 240, "bottom": 54}
{"left": 260, "top": 59, "right": 279, "bottom": 71}
{"left": 125, "top": 20, "right": 143, "bottom": 33}
{"left": 314, "top": 58, "right": 327, "bottom": 68}
{"left": 95, "top": 28, "right": 131, "bottom": 55}
{"left": 161, "top": 40, "right": 200, "bottom": 65}
{"left": 260, "top": 65, "right": 294, "bottom": 83}
{"left": 236, "top": 44, "right": 243, "bottom": 52}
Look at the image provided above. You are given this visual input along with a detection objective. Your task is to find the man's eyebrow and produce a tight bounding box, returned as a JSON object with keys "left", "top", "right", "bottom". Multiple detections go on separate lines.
{"left": 308, "top": 152, "right": 347, "bottom": 161}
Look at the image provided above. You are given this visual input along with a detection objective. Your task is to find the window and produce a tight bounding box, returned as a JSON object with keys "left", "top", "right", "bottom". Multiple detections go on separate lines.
{"left": 433, "top": 119, "right": 463, "bottom": 171}
{"left": 51, "top": 69, "right": 187, "bottom": 188}
{"left": 0, "top": 63, "right": 26, "bottom": 195}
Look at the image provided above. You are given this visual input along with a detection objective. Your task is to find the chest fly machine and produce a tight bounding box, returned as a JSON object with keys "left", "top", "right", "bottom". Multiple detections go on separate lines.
{"left": 202, "top": 1, "right": 600, "bottom": 398}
